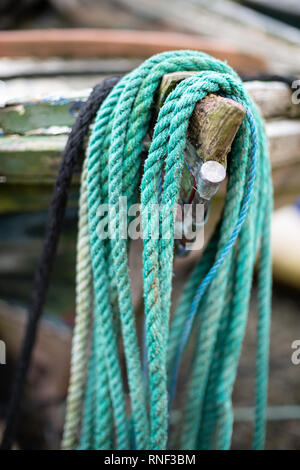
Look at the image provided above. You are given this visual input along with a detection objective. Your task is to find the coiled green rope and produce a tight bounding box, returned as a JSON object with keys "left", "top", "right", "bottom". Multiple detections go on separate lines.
{"left": 63, "top": 50, "right": 272, "bottom": 450}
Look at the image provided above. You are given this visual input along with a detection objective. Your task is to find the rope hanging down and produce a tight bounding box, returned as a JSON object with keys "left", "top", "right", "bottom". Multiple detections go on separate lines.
{"left": 1, "top": 77, "right": 121, "bottom": 451}
{"left": 62, "top": 50, "right": 272, "bottom": 451}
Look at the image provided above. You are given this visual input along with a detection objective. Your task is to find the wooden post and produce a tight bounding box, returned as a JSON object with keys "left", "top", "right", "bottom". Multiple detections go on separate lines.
{"left": 158, "top": 72, "right": 246, "bottom": 168}
{"left": 157, "top": 72, "right": 246, "bottom": 203}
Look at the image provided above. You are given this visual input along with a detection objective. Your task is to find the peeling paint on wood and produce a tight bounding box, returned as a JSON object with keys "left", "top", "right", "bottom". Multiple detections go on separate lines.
{"left": 0, "top": 135, "right": 81, "bottom": 184}
{"left": 0, "top": 120, "right": 299, "bottom": 181}
{"left": 1, "top": 80, "right": 299, "bottom": 135}
{"left": 0, "top": 91, "right": 91, "bottom": 135}
{"left": 0, "top": 79, "right": 299, "bottom": 212}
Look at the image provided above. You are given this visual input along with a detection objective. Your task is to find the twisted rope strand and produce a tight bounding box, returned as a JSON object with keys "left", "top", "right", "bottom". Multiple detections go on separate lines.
{"left": 1, "top": 77, "right": 120, "bottom": 450}
{"left": 61, "top": 52, "right": 272, "bottom": 450}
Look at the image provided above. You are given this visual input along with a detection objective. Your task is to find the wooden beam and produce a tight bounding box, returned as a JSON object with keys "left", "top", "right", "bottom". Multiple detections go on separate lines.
{"left": 0, "top": 29, "right": 267, "bottom": 75}
{"left": 117, "top": 0, "right": 300, "bottom": 73}
{"left": 2, "top": 80, "right": 298, "bottom": 136}
{"left": 267, "top": 120, "right": 300, "bottom": 167}
{"left": 0, "top": 91, "right": 89, "bottom": 135}
{"left": 0, "top": 135, "right": 74, "bottom": 184}
{"left": 0, "top": 78, "right": 299, "bottom": 211}
{"left": 245, "top": 81, "right": 300, "bottom": 119}
{"left": 0, "top": 120, "right": 299, "bottom": 183}
{"left": 0, "top": 57, "right": 141, "bottom": 80}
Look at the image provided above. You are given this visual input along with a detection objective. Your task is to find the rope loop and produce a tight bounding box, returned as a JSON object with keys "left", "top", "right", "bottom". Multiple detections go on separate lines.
{"left": 62, "top": 50, "right": 272, "bottom": 451}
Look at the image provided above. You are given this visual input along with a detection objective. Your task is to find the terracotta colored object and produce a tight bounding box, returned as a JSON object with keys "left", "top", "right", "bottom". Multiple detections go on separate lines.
{"left": 0, "top": 29, "right": 267, "bottom": 74}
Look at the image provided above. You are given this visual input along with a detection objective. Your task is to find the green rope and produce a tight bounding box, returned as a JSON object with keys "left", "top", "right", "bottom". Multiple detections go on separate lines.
{"left": 62, "top": 157, "right": 94, "bottom": 449}
{"left": 63, "top": 50, "right": 272, "bottom": 450}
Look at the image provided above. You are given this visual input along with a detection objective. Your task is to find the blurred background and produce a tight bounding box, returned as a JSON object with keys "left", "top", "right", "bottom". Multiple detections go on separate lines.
{"left": 0, "top": 0, "right": 299, "bottom": 450}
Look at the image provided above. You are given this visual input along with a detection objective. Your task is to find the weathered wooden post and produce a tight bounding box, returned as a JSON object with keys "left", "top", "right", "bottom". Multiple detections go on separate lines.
{"left": 157, "top": 71, "right": 246, "bottom": 251}
{"left": 159, "top": 72, "right": 246, "bottom": 163}
{"left": 158, "top": 72, "right": 246, "bottom": 198}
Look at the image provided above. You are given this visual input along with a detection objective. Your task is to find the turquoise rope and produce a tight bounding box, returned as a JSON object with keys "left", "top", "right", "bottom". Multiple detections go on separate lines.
{"left": 71, "top": 50, "right": 272, "bottom": 450}
{"left": 170, "top": 101, "right": 257, "bottom": 449}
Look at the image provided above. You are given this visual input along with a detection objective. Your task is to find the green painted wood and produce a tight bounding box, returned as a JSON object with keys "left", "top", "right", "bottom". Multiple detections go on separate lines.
{"left": 1, "top": 80, "right": 299, "bottom": 136}
{"left": 0, "top": 90, "right": 90, "bottom": 135}
{"left": 0, "top": 80, "right": 299, "bottom": 213}
{"left": 0, "top": 135, "right": 80, "bottom": 183}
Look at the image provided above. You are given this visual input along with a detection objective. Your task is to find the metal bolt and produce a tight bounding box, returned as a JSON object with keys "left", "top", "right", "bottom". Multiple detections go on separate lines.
{"left": 197, "top": 160, "right": 226, "bottom": 200}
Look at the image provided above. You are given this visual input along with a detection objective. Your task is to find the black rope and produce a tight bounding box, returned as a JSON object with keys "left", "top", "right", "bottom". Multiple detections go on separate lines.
{"left": 1, "top": 76, "right": 120, "bottom": 450}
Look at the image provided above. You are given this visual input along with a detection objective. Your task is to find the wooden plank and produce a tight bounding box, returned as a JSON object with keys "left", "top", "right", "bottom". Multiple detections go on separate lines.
{"left": 267, "top": 120, "right": 300, "bottom": 168}
{"left": 245, "top": 81, "right": 300, "bottom": 118}
{"left": 271, "top": 161, "right": 300, "bottom": 208}
{"left": 197, "top": 0, "right": 300, "bottom": 44}
{"left": 118, "top": 0, "right": 300, "bottom": 74}
{"left": 0, "top": 91, "right": 90, "bottom": 134}
{"left": 0, "top": 79, "right": 299, "bottom": 212}
{"left": 1, "top": 78, "right": 103, "bottom": 110}
{"left": 0, "top": 57, "right": 141, "bottom": 80}
{"left": 0, "top": 135, "right": 70, "bottom": 183}
{"left": 0, "top": 29, "right": 267, "bottom": 74}
{"left": 0, "top": 119, "right": 299, "bottom": 181}
{"left": 1, "top": 80, "right": 299, "bottom": 135}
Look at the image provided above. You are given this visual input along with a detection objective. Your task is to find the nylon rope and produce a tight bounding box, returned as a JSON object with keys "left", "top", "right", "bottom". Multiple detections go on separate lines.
{"left": 1, "top": 77, "right": 121, "bottom": 450}
{"left": 61, "top": 50, "right": 272, "bottom": 450}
